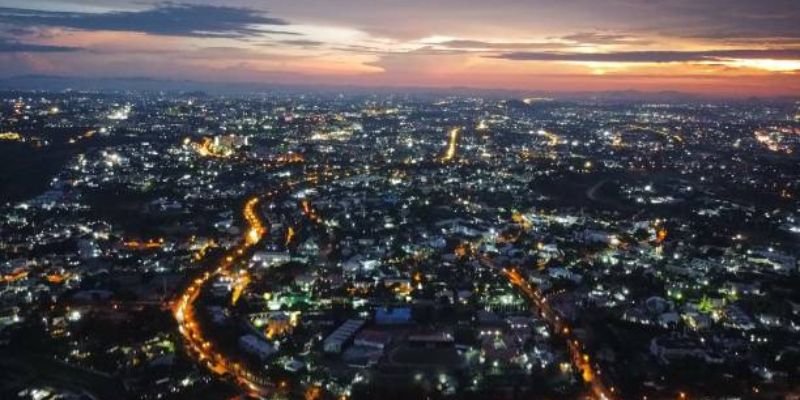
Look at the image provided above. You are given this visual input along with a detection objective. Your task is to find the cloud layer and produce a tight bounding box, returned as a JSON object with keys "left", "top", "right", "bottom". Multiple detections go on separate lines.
{"left": 494, "top": 49, "right": 800, "bottom": 63}
{"left": 0, "top": 0, "right": 797, "bottom": 95}
{"left": 0, "top": 38, "right": 80, "bottom": 52}
{"left": 0, "top": 4, "right": 291, "bottom": 38}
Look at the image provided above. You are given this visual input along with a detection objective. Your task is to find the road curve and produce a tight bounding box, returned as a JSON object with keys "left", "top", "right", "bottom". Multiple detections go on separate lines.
{"left": 172, "top": 195, "right": 270, "bottom": 397}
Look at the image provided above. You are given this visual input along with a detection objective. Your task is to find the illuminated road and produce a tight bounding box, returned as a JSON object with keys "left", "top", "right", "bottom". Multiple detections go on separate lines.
{"left": 537, "top": 129, "right": 561, "bottom": 147}
{"left": 442, "top": 127, "right": 461, "bottom": 161}
{"left": 172, "top": 195, "right": 270, "bottom": 396}
{"left": 480, "top": 256, "right": 614, "bottom": 400}
{"left": 172, "top": 176, "right": 315, "bottom": 397}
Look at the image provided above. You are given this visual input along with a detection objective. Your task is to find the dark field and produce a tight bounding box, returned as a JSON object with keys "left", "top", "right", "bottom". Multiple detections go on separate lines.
{"left": 0, "top": 142, "right": 71, "bottom": 204}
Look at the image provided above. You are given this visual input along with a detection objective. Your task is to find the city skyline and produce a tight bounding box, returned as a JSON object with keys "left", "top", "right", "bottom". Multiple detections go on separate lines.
{"left": 0, "top": 0, "right": 799, "bottom": 96}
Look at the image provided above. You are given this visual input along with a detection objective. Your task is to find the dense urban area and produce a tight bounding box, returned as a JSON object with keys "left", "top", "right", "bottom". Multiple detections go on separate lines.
{"left": 0, "top": 91, "right": 799, "bottom": 400}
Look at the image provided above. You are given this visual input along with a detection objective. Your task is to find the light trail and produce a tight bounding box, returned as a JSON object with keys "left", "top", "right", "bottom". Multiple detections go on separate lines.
{"left": 442, "top": 127, "right": 461, "bottom": 162}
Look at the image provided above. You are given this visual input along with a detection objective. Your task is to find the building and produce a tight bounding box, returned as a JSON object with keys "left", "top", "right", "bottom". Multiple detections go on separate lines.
{"left": 266, "top": 312, "right": 294, "bottom": 338}
{"left": 239, "top": 334, "right": 277, "bottom": 360}
{"left": 323, "top": 319, "right": 365, "bottom": 353}
{"left": 354, "top": 329, "right": 393, "bottom": 350}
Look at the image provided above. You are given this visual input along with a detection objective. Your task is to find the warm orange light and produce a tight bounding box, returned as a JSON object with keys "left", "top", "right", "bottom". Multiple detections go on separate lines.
{"left": 442, "top": 127, "right": 461, "bottom": 161}
{"left": 656, "top": 227, "right": 668, "bottom": 244}
{"left": 285, "top": 226, "right": 296, "bottom": 246}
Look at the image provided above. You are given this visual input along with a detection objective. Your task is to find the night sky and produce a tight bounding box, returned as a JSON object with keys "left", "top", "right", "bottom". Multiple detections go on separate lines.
{"left": 1, "top": 0, "right": 799, "bottom": 95}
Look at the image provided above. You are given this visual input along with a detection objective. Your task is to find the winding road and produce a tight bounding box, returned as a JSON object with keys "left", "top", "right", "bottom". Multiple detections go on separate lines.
{"left": 480, "top": 256, "right": 614, "bottom": 400}
{"left": 172, "top": 195, "right": 271, "bottom": 397}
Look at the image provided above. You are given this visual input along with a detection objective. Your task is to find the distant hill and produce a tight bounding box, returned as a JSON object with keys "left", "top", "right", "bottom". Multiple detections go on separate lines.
{"left": 0, "top": 74, "right": 796, "bottom": 103}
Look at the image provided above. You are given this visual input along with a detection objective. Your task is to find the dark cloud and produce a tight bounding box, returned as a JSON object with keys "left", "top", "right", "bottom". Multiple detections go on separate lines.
{"left": 560, "top": 32, "right": 651, "bottom": 46}
{"left": 436, "top": 34, "right": 651, "bottom": 51}
{"left": 333, "top": 44, "right": 384, "bottom": 54}
{"left": 0, "top": 3, "right": 293, "bottom": 38}
{"left": 333, "top": 44, "right": 468, "bottom": 56}
{"left": 437, "top": 40, "right": 560, "bottom": 50}
{"left": 0, "top": 38, "right": 80, "bottom": 52}
{"left": 279, "top": 39, "right": 324, "bottom": 47}
{"left": 436, "top": 34, "right": 651, "bottom": 52}
{"left": 621, "top": 0, "right": 800, "bottom": 42}
{"left": 493, "top": 49, "right": 800, "bottom": 63}
{"left": 677, "top": 29, "right": 800, "bottom": 43}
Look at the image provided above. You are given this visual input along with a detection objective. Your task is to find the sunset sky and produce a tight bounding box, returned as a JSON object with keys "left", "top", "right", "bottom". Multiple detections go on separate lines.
{"left": 1, "top": 0, "right": 799, "bottom": 95}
